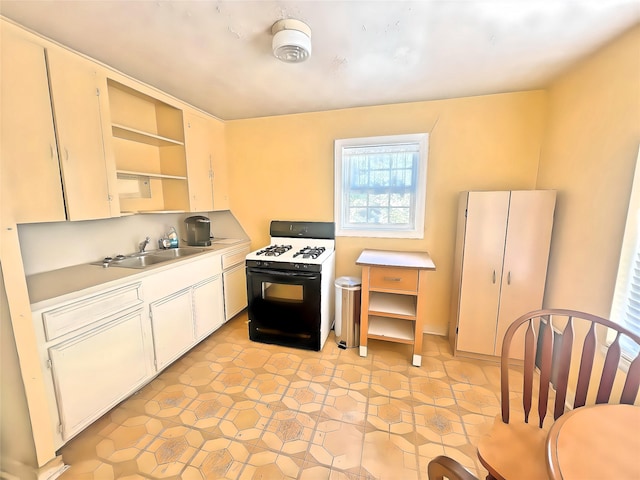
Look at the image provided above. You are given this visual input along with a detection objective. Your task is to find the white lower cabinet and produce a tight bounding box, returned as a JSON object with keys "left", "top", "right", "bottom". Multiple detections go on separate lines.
{"left": 143, "top": 255, "right": 224, "bottom": 371}
{"left": 48, "top": 308, "right": 151, "bottom": 441}
{"left": 193, "top": 275, "right": 224, "bottom": 339}
{"left": 32, "top": 252, "right": 227, "bottom": 449}
{"left": 221, "top": 245, "right": 250, "bottom": 321}
{"left": 149, "top": 288, "right": 195, "bottom": 370}
{"left": 223, "top": 264, "right": 247, "bottom": 321}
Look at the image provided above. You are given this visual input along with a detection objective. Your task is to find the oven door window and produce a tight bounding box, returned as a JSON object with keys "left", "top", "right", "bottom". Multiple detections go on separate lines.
{"left": 262, "top": 282, "right": 304, "bottom": 302}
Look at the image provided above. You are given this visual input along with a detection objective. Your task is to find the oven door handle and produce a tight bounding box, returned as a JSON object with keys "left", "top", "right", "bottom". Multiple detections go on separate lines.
{"left": 247, "top": 268, "right": 320, "bottom": 280}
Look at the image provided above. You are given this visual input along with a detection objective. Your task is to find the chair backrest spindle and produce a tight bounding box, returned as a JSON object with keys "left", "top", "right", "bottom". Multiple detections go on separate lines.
{"left": 574, "top": 322, "right": 597, "bottom": 408}
{"left": 621, "top": 357, "right": 640, "bottom": 404}
{"left": 553, "top": 317, "right": 574, "bottom": 419}
{"left": 537, "top": 318, "right": 554, "bottom": 427}
{"left": 597, "top": 332, "right": 622, "bottom": 404}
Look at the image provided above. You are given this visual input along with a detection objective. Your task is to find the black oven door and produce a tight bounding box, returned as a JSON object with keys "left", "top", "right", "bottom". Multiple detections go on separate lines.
{"left": 246, "top": 267, "right": 322, "bottom": 351}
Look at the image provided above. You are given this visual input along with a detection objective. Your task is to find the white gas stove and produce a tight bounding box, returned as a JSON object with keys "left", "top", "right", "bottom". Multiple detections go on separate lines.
{"left": 245, "top": 221, "right": 335, "bottom": 351}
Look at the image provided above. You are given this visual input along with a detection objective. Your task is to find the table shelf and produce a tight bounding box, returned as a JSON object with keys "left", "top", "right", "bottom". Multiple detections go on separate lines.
{"left": 367, "top": 316, "right": 415, "bottom": 344}
{"left": 369, "top": 292, "right": 416, "bottom": 319}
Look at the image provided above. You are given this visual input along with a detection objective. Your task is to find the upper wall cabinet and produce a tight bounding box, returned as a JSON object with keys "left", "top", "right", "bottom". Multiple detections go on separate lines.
{"left": 184, "top": 110, "right": 230, "bottom": 212}
{"left": 210, "top": 117, "right": 230, "bottom": 211}
{"left": 107, "top": 80, "right": 190, "bottom": 214}
{"left": 184, "top": 111, "right": 214, "bottom": 212}
{"left": 0, "top": 26, "right": 119, "bottom": 223}
{"left": 1, "top": 28, "right": 66, "bottom": 223}
{"left": 47, "top": 48, "right": 120, "bottom": 220}
{"left": 2, "top": 19, "right": 229, "bottom": 221}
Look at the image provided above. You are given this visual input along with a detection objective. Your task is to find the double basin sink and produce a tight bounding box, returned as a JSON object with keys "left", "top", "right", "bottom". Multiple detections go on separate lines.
{"left": 101, "top": 247, "right": 207, "bottom": 269}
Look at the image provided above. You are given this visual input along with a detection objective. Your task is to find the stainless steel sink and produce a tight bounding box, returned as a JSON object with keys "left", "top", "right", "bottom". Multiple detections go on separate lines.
{"left": 151, "top": 247, "right": 206, "bottom": 259}
{"left": 95, "top": 247, "right": 207, "bottom": 269}
{"left": 109, "top": 255, "right": 168, "bottom": 269}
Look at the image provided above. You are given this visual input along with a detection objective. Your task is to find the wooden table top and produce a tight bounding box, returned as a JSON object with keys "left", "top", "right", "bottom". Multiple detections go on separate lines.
{"left": 356, "top": 249, "right": 435, "bottom": 270}
{"left": 545, "top": 403, "right": 640, "bottom": 479}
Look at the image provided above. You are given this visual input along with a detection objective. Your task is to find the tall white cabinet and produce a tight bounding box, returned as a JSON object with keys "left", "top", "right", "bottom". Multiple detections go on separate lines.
{"left": 449, "top": 190, "right": 556, "bottom": 358}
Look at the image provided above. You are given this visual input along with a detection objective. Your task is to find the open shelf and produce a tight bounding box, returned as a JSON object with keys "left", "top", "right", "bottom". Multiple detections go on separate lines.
{"left": 367, "top": 316, "right": 415, "bottom": 344}
{"left": 107, "top": 79, "right": 190, "bottom": 214}
{"left": 116, "top": 170, "right": 187, "bottom": 180}
{"left": 112, "top": 124, "right": 184, "bottom": 147}
{"left": 369, "top": 291, "right": 416, "bottom": 319}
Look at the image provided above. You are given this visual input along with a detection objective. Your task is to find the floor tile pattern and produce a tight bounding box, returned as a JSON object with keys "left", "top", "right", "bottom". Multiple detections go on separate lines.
{"left": 58, "top": 312, "right": 517, "bottom": 479}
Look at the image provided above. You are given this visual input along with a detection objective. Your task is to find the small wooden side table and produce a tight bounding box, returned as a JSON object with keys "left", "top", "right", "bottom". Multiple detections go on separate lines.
{"left": 356, "top": 249, "right": 435, "bottom": 366}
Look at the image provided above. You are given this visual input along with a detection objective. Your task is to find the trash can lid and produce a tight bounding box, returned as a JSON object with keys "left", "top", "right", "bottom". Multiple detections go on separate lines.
{"left": 335, "top": 276, "right": 362, "bottom": 288}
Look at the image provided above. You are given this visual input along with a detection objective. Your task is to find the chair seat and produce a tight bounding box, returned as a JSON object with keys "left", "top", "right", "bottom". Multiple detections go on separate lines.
{"left": 477, "top": 416, "right": 550, "bottom": 480}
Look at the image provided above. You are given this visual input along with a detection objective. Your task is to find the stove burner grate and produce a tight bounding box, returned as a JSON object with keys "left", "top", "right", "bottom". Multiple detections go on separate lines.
{"left": 256, "top": 244, "right": 292, "bottom": 257}
{"left": 293, "top": 246, "right": 326, "bottom": 259}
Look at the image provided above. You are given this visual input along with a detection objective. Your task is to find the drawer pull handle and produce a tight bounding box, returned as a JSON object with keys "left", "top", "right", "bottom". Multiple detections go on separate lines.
{"left": 383, "top": 276, "right": 402, "bottom": 282}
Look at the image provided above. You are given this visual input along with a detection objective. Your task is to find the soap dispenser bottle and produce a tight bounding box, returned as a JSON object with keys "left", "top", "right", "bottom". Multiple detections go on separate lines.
{"left": 168, "top": 227, "right": 179, "bottom": 248}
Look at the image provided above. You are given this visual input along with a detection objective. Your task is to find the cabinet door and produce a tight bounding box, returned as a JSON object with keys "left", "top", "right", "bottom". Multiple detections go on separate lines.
{"left": 223, "top": 263, "right": 248, "bottom": 321}
{"left": 184, "top": 111, "right": 214, "bottom": 212}
{"left": 456, "top": 191, "right": 510, "bottom": 355}
{"left": 47, "top": 48, "right": 119, "bottom": 220}
{"left": 495, "top": 190, "right": 556, "bottom": 357}
{"left": 210, "top": 117, "right": 230, "bottom": 211}
{"left": 150, "top": 289, "right": 194, "bottom": 371}
{"left": 193, "top": 275, "right": 224, "bottom": 339}
{"left": 48, "top": 310, "right": 150, "bottom": 440}
{"left": 0, "top": 29, "right": 66, "bottom": 223}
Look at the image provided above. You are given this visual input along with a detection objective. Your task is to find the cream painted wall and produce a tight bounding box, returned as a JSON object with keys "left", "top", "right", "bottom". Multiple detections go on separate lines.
{"left": 537, "top": 25, "right": 640, "bottom": 317}
{"left": 226, "top": 91, "right": 548, "bottom": 334}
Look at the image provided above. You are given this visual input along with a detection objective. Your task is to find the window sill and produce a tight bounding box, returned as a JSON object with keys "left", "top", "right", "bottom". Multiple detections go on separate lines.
{"left": 336, "top": 229, "right": 423, "bottom": 239}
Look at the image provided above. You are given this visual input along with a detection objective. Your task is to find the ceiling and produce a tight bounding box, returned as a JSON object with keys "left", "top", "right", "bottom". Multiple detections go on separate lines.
{"left": 1, "top": 1, "right": 638, "bottom": 120}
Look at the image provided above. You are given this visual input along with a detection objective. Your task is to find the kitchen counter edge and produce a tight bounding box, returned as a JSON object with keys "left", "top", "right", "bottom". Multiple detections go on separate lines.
{"left": 27, "top": 239, "right": 250, "bottom": 311}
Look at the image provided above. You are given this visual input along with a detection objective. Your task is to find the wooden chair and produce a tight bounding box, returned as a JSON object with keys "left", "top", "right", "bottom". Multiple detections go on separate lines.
{"left": 477, "top": 308, "right": 640, "bottom": 480}
{"left": 427, "top": 456, "right": 479, "bottom": 480}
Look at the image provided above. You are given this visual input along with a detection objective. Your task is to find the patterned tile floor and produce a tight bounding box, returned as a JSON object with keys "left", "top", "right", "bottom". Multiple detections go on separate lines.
{"left": 58, "top": 312, "right": 507, "bottom": 480}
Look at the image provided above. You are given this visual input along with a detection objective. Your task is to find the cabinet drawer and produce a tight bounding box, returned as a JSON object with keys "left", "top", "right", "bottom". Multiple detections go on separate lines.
{"left": 42, "top": 283, "right": 143, "bottom": 341}
{"left": 222, "top": 245, "right": 250, "bottom": 270}
{"left": 369, "top": 267, "right": 418, "bottom": 292}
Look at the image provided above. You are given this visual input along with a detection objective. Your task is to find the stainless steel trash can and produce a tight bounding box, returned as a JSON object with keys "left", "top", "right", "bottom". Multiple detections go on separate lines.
{"left": 335, "top": 276, "right": 361, "bottom": 349}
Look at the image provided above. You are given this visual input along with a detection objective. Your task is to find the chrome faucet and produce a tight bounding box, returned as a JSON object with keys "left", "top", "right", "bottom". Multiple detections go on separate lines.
{"left": 138, "top": 236, "right": 151, "bottom": 253}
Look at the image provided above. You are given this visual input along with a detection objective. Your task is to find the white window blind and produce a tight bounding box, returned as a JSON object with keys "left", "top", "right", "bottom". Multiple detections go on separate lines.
{"left": 334, "top": 134, "right": 428, "bottom": 238}
{"left": 610, "top": 147, "right": 640, "bottom": 358}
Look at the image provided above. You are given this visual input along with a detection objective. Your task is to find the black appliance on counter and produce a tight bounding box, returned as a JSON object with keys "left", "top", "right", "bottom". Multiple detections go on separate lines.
{"left": 184, "top": 216, "right": 211, "bottom": 246}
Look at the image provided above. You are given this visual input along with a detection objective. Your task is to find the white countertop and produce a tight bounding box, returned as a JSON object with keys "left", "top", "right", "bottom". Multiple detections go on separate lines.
{"left": 356, "top": 249, "right": 436, "bottom": 270}
{"left": 27, "top": 239, "right": 249, "bottom": 310}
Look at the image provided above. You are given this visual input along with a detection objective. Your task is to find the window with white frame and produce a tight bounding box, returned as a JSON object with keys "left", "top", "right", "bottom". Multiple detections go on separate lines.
{"left": 610, "top": 147, "right": 640, "bottom": 359}
{"left": 334, "top": 134, "right": 428, "bottom": 238}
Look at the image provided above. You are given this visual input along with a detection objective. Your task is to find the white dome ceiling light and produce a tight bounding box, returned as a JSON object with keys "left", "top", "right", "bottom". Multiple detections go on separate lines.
{"left": 271, "top": 19, "right": 312, "bottom": 63}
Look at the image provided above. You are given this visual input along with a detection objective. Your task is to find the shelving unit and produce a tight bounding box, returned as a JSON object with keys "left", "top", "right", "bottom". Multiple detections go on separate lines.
{"left": 107, "top": 79, "right": 189, "bottom": 214}
{"left": 357, "top": 250, "right": 435, "bottom": 366}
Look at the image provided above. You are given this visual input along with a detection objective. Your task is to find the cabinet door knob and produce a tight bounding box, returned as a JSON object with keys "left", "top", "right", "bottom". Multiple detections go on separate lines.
{"left": 492, "top": 270, "right": 496, "bottom": 284}
{"left": 507, "top": 271, "right": 511, "bottom": 285}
